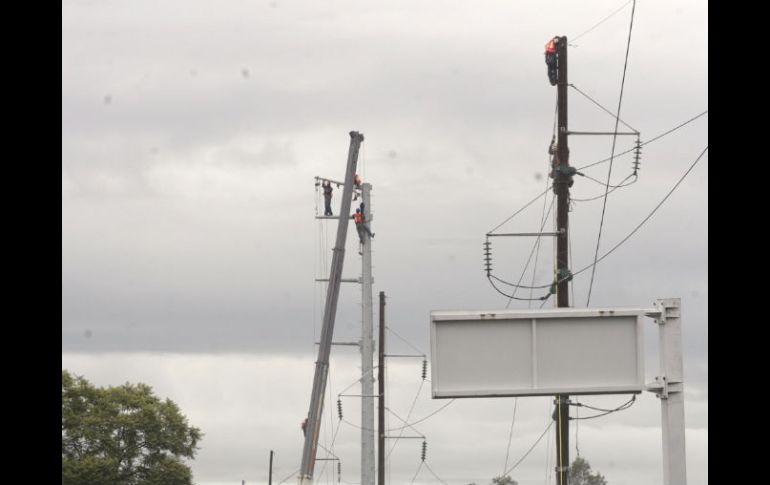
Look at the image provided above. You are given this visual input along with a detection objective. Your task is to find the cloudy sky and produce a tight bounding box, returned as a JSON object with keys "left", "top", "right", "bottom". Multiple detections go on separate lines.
{"left": 62, "top": 1, "right": 707, "bottom": 484}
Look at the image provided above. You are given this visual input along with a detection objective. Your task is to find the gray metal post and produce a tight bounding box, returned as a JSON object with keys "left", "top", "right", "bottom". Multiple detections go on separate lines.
{"left": 654, "top": 298, "right": 687, "bottom": 485}
{"left": 360, "top": 183, "right": 375, "bottom": 485}
{"left": 299, "top": 131, "right": 364, "bottom": 484}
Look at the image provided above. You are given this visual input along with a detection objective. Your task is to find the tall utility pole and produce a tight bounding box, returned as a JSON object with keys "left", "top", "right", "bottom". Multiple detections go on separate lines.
{"left": 377, "top": 291, "right": 386, "bottom": 485}
{"left": 360, "top": 183, "right": 375, "bottom": 485}
{"left": 553, "top": 35, "right": 573, "bottom": 485}
{"left": 299, "top": 131, "right": 364, "bottom": 484}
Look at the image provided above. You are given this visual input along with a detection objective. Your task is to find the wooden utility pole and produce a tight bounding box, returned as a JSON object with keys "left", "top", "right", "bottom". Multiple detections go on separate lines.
{"left": 553, "top": 35, "right": 573, "bottom": 485}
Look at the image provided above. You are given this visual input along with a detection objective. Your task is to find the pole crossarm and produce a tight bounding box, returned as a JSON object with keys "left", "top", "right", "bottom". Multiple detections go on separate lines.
{"left": 487, "top": 231, "right": 563, "bottom": 237}
{"left": 567, "top": 130, "right": 639, "bottom": 136}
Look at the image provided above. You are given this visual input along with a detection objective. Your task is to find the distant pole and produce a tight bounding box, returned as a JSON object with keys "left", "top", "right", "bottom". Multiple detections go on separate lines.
{"left": 377, "top": 291, "right": 386, "bottom": 485}
{"left": 553, "top": 34, "right": 572, "bottom": 485}
{"left": 269, "top": 450, "right": 274, "bottom": 485}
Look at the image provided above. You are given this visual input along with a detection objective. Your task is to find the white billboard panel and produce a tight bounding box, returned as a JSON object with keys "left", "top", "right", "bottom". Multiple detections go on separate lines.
{"left": 430, "top": 308, "right": 645, "bottom": 398}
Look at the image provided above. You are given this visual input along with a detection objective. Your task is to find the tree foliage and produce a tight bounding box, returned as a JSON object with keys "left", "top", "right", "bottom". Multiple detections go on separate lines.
{"left": 62, "top": 370, "right": 202, "bottom": 485}
{"left": 569, "top": 456, "right": 608, "bottom": 485}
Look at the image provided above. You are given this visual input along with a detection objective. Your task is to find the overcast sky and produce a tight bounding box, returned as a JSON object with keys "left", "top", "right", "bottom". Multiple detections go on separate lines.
{"left": 62, "top": 1, "right": 707, "bottom": 484}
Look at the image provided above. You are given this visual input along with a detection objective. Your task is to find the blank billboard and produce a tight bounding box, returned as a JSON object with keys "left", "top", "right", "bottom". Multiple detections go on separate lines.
{"left": 430, "top": 308, "right": 645, "bottom": 398}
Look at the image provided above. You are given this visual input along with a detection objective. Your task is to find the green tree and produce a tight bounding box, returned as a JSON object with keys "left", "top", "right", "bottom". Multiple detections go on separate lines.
{"left": 569, "top": 456, "right": 607, "bottom": 485}
{"left": 491, "top": 475, "right": 518, "bottom": 485}
{"left": 62, "top": 370, "right": 202, "bottom": 485}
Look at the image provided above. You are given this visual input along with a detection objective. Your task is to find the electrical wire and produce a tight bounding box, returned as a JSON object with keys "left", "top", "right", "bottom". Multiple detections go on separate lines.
{"left": 388, "top": 379, "right": 425, "bottom": 458}
{"left": 577, "top": 110, "right": 708, "bottom": 171}
{"left": 340, "top": 398, "right": 456, "bottom": 433}
{"left": 386, "top": 399, "right": 456, "bottom": 432}
{"left": 502, "top": 420, "right": 555, "bottom": 476}
{"left": 501, "top": 194, "right": 555, "bottom": 306}
{"left": 277, "top": 468, "right": 300, "bottom": 485}
{"left": 488, "top": 275, "right": 554, "bottom": 301}
{"left": 570, "top": 0, "right": 634, "bottom": 43}
{"left": 488, "top": 185, "right": 553, "bottom": 234}
{"left": 423, "top": 461, "right": 450, "bottom": 485}
{"left": 528, "top": 170, "right": 553, "bottom": 307}
{"left": 569, "top": 83, "right": 638, "bottom": 133}
{"left": 386, "top": 407, "right": 426, "bottom": 438}
{"left": 502, "top": 398, "right": 519, "bottom": 474}
{"left": 489, "top": 111, "right": 706, "bottom": 240}
{"left": 570, "top": 395, "right": 636, "bottom": 420}
{"left": 385, "top": 326, "right": 425, "bottom": 356}
{"left": 575, "top": 397, "right": 580, "bottom": 457}
{"left": 409, "top": 461, "right": 424, "bottom": 485}
{"left": 571, "top": 173, "right": 637, "bottom": 202}
{"left": 586, "top": 0, "right": 637, "bottom": 306}
{"left": 567, "top": 146, "right": 707, "bottom": 283}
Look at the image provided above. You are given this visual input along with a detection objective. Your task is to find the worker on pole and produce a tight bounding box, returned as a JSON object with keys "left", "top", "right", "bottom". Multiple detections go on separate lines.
{"left": 545, "top": 36, "right": 560, "bottom": 86}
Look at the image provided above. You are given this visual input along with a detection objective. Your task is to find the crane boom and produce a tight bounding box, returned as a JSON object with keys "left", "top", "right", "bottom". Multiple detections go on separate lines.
{"left": 299, "top": 131, "right": 364, "bottom": 484}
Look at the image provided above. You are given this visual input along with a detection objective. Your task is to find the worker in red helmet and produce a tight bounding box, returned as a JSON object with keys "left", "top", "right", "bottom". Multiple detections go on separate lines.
{"left": 545, "top": 36, "right": 560, "bottom": 86}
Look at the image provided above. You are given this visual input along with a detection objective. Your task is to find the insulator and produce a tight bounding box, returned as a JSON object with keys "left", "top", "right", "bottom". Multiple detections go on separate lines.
{"left": 337, "top": 398, "right": 343, "bottom": 420}
{"left": 337, "top": 461, "right": 342, "bottom": 482}
{"left": 483, "top": 240, "right": 493, "bottom": 275}
{"left": 421, "top": 359, "right": 428, "bottom": 380}
{"left": 632, "top": 138, "right": 643, "bottom": 175}
{"left": 421, "top": 440, "right": 427, "bottom": 462}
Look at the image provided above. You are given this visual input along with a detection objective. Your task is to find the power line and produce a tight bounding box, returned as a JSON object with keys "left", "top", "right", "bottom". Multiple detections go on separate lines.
{"left": 570, "top": 395, "right": 636, "bottom": 420}
{"left": 386, "top": 407, "right": 425, "bottom": 438}
{"left": 570, "top": 0, "right": 634, "bottom": 43}
{"left": 487, "top": 110, "right": 708, "bottom": 240}
{"left": 409, "top": 461, "right": 424, "bottom": 485}
{"left": 529, "top": 172, "right": 553, "bottom": 307}
{"left": 569, "top": 83, "right": 639, "bottom": 133}
{"left": 577, "top": 110, "right": 708, "bottom": 171}
{"left": 316, "top": 419, "right": 343, "bottom": 479}
{"left": 387, "top": 400, "right": 456, "bottom": 432}
{"left": 501, "top": 192, "right": 554, "bottom": 305}
{"left": 502, "top": 398, "right": 519, "bottom": 474}
{"left": 579, "top": 169, "right": 636, "bottom": 189}
{"left": 388, "top": 380, "right": 425, "bottom": 458}
{"left": 571, "top": 173, "right": 637, "bottom": 202}
{"left": 276, "top": 468, "right": 300, "bottom": 485}
{"left": 488, "top": 275, "right": 554, "bottom": 301}
{"left": 385, "top": 326, "right": 425, "bottom": 356}
{"left": 516, "top": 146, "right": 708, "bottom": 295}
{"left": 575, "top": 397, "right": 580, "bottom": 457}
{"left": 423, "top": 461, "right": 450, "bottom": 485}
{"left": 586, "top": 0, "right": 637, "bottom": 306}
{"left": 565, "top": 146, "right": 708, "bottom": 283}
{"left": 488, "top": 111, "right": 706, "bottom": 240}
{"left": 502, "top": 420, "right": 555, "bottom": 477}
{"left": 341, "top": 399, "right": 457, "bottom": 433}
{"left": 488, "top": 185, "right": 553, "bottom": 234}
{"left": 488, "top": 195, "right": 556, "bottom": 299}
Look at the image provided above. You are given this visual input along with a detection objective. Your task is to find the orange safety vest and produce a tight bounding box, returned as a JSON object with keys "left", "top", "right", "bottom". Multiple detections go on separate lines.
{"left": 354, "top": 213, "right": 362, "bottom": 224}
{"left": 545, "top": 39, "right": 556, "bottom": 54}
